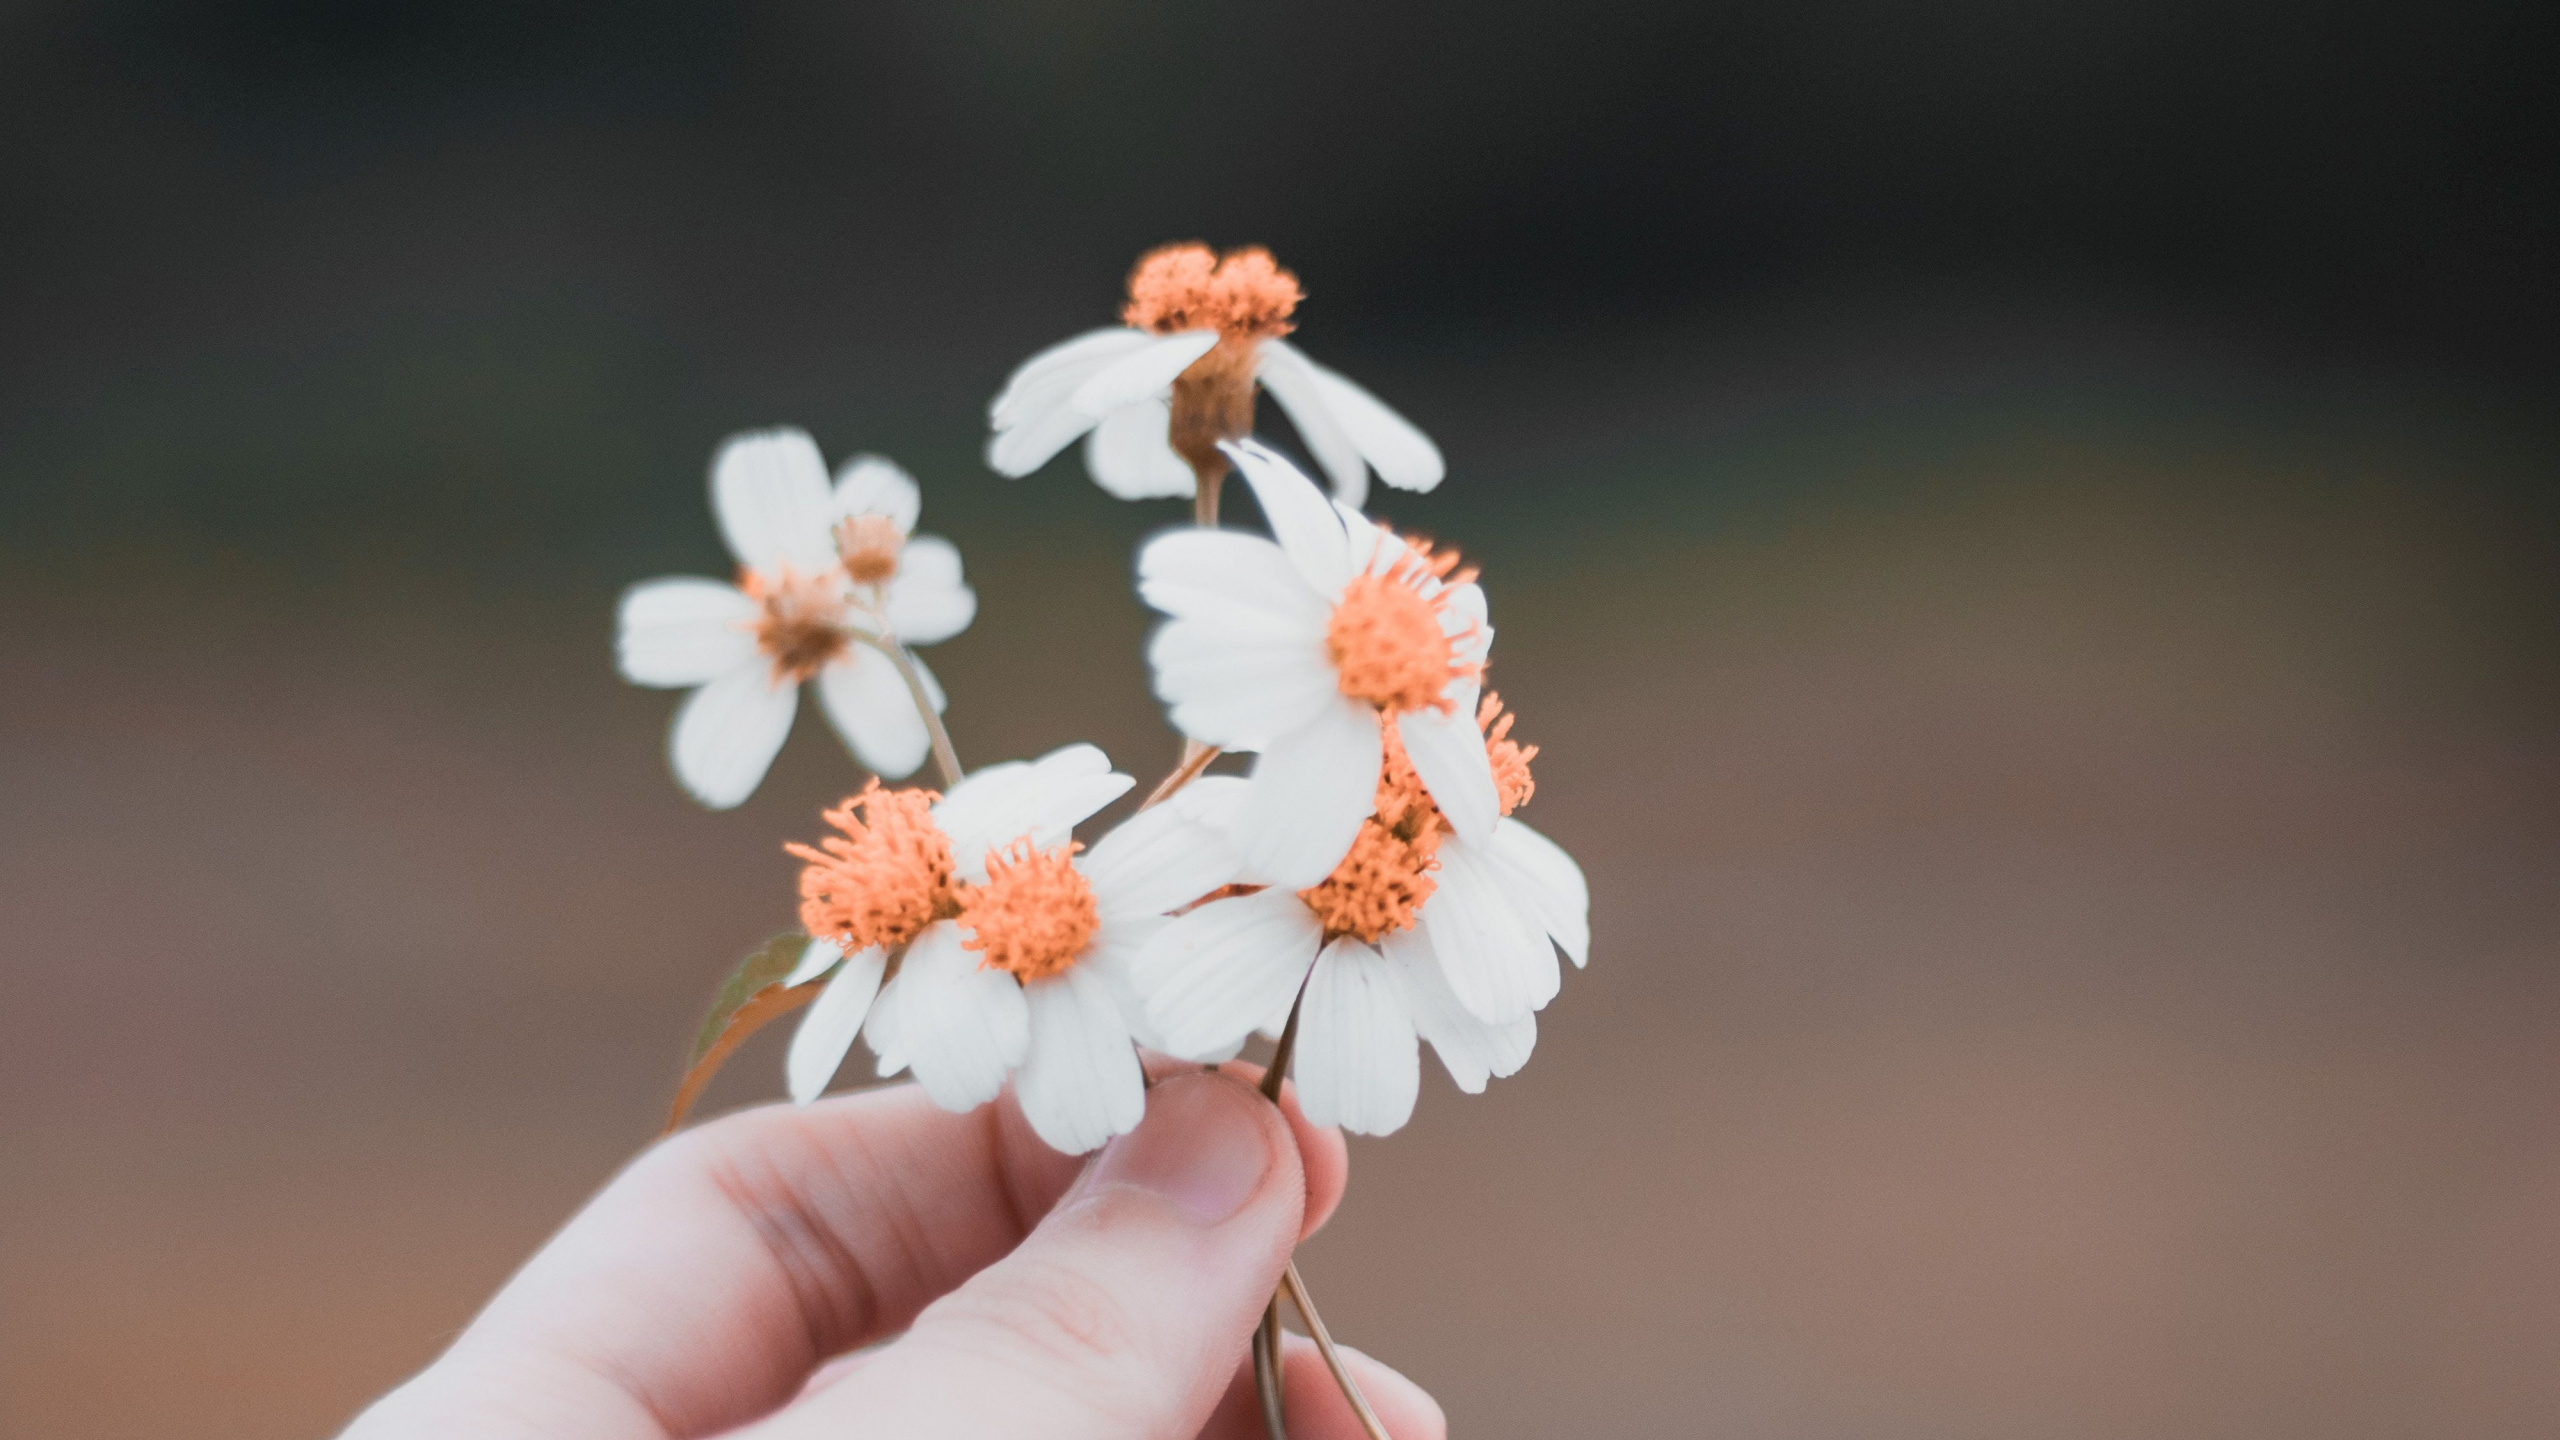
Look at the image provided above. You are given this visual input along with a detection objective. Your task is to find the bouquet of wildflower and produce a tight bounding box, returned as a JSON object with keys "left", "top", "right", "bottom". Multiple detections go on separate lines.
{"left": 618, "top": 244, "right": 1589, "bottom": 1437}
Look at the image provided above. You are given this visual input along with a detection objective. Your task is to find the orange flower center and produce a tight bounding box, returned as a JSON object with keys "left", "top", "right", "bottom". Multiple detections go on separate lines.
{"left": 1123, "top": 243, "right": 1302, "bottom": 483}
{"left": 786, "top": 781, "right": 959, "bottom": 954}
{"left": 835, "top": 514, "right": 904, "bottom": 587}
{"left": 1327, "top": 541, "right": 1482, "bottom": 715}
{"left": 1297, "top": 693, "right": 1540, "bottom": 943}
{"left": 959, "top": 839, "right": 1100, "bottom": 983}
{"left": 1121, "top": 243, "right": 1301, "bottom": 339}
{"left": 742, "top": 565, "right": 851, "bottom": 684}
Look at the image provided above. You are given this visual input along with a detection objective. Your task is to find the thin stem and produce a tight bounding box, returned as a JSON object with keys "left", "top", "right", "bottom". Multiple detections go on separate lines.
{"left": 1138, "top": 740, "right": 1222, "bottom": 811}
{"left": 1253, "top": 1294, "right": 1289, "bottom": 1440}
{"left": 1282, "top": 1263, "right": 1391, "bottom": 1440}
{"left": 857, "top": 632, "right": 962, "bottom": 790}
{"left": 1193, "top": 466, "right": 1225, "bottom": 527}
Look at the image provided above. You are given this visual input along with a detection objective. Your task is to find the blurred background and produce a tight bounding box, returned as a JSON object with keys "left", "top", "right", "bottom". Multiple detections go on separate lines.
{"left": 4, "top": 2, "right": 2557, "bottom": 1436}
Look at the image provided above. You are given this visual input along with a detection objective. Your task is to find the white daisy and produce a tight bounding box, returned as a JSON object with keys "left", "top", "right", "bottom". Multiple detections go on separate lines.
{"left": 1138, "top": 439, "right": 1498, "bottom": 889}
{"left": 1135, "top": 701, "right": 1589, "bottom": 1136}
{"left": 615, "top": 429, "right": 977, "bottom": 808}
{"left": 986, "top": 243, "right": 1444, "bottom": 508}
{"left": 782, "top": 746, "right": 1248, "bottom": 1154}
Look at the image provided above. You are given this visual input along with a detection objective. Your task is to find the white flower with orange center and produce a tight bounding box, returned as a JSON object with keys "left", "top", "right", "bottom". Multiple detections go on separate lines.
{"left": 987, "top": 243, "right": 1444, "bottom": 507}
{"left": 780, "top": 745, "right": 1248, "bottom": 1154}
{"left": 615, "top": 430, "right": 977, "bottom": 807}
{"left": 1136, "top": 698, "right": 1588, "bottom": 1136}
{"left": 1138, "top": 439, "right": 1499, "bottom": 889}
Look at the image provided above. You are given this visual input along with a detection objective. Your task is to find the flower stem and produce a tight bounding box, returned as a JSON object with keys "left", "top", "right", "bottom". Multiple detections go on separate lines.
{"left": 1194, "top": 467, "right": 1225, "bottom": 527}
{"left": 1138, "top": 740, "right": 1221, "bottom": 811}
{"left": 1251, "top": 992, "right": 1390, "bottom": 1440}
{"left": 858, "top": 632, "right": 962, "bottom": 790}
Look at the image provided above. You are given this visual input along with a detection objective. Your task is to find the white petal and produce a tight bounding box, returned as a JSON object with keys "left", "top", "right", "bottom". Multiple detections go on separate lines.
{"left": 1070, "top": 331, "right": 1219, "bottom": 417}
{"left": 1081, "top": 795, "right": 1245, "bottom": 918}
{"left": 670, "top": 661, "right": 798, "bottom": 809}
{"left": 1483, "top": 818, "right": 1590, "bottom": 967}
{"left": 1136, "top": 889, "right": 1323, "bottom": 1060}
{"left": 1382, "top": 922, "right": 1535, "bottom": 1092}
{"left": 785, "top": 946, "right": 887, "bottom": 1104}
{"left": 1283, "top": 344, "right": 1446, "bottom": 493}
{"left": 1225, "top": 440, "right": 1353, "bottom": 595}
{"left": 1014, "top": 968, "right": 1147, "bottom": 1153}
{"left": 1399, "top": 702, "right": 1501, "bottom": 844}
{"left": 1232, "top": 699, "right": 1383, "bottom": 889}
{"left": 1085, "top": 398, "right": 1198, "bottom": 500}
{"left": 616, "top": 578, "right": 756, "bottom": 688}
{"left": 782, "top": 936, "right": 844, "bottom": 989}
{"left": 831, "top": 453, "right": 923, "bottom": 534}
{"left": 712, "top": 428, "right": 838, "bottom": 574}
{"left": 987, "top": 402, "right": 1103, "bottom": 478}
{"left": 892, "top": 923, "right": 1030, "bottom": 1113}
{"left": 1137, "top": 528, "right": 1333, "bottom": 628}
{"left": 1293, "top": 938, "right": 1421, "bottom": 1136}
{"left": 1421, "top": 833, "right": 1559, "bottom": 1024}
{"left": 1146, "top": 610, "right": 1341, "bottom": 752}
{"left": 817, "top": 645, "right": 931, "bottom": 780}
{"left": 864, "top": 973, "right": 907, "bottom": 1077}
{"left": 1257, "top": 339, "right": 1370, "bottom": 508}
{"left": 1166, "top": 773, "right": 1250, "bottom": 833}
{"left": 884, "top": 535, "right": 977, "bottom": 646}
{"left": 990, "top": 328, "right": 1155, "bottom": 429}
{"left": 933, "top": 744, "right": 1130, "bottom": 879}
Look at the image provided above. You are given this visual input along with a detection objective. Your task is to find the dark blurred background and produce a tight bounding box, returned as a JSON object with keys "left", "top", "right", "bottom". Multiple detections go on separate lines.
{"left": 4, "top": 3, "right": 2557, "bottom": 1436}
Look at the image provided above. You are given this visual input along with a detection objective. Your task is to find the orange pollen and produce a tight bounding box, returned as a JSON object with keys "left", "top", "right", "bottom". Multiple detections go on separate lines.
{"left": 1299, "top": 727, "right": 1442, "bottom": 942}
{"left": 1121, "top": 243, "right": 1302, "bottom": 340}
{"left": 785, "top": 781, "right": 958, "bottom": 954}
{"left": 959, "top": 839, "right": 1100, "bottom": 983}
{"left": 741, "top": 565, "right": 851, "bottom": 684}
{"left": 1479, "top": 692, "right": 1539, "bottom": 816}
{"left": 835, "top": 514, "right": 904, "bottom": 587}
{"left": 1326, "top": 545, "right": 1480, "bottom": 714}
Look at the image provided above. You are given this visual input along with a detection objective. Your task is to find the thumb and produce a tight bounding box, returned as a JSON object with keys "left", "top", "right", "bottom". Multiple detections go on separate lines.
{"left": 744, "top": 1069, "right": 1306, "bottom": 1440}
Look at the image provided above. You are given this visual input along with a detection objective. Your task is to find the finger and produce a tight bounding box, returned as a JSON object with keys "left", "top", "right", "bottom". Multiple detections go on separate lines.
{"left": 740, "top": 1070, "right": 1306, "bottom": 1440}
{"left": 345, "top": 1074, "right": 1345, "bottom": 1440}
{"left": 1196, "top": 1336, "right": 1448, "bottom": 1440}
{"left": 1170, "top": 1053, "right": 1349, "bottom": 1238}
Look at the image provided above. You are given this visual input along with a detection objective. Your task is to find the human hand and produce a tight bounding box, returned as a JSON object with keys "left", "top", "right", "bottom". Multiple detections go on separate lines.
{"left": 340, "top": 1066, "right": 1443, "bottom": 1439}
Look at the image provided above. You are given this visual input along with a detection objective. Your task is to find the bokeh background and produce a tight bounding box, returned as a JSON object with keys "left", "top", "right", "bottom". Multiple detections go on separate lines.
{"left": 4, "top": 3, "right": 2557, "bottom": 1436}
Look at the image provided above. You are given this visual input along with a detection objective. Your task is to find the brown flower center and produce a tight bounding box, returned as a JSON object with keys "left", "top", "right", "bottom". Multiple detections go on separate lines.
{"left": 1122, "top": 243, "right": 1303, "bottom": 484}
{"left": 743, "top": 565, "right": 851, "bottom": 684}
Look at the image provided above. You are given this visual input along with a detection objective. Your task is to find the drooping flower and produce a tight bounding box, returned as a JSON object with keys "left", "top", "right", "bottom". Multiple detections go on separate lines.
{"left": 1138, "top": 439, "right": 1497, "bottom": 888}
{"left": 781, "top": 745, "right": 1248, "bottom": 1153}
{"left": 616, "top": 430, "right": 977, "bottom": 807}
{"left": 986, "top": 243, "right": 1444, "bottom": 507}
{"left": 1136, "top": 698, "right": 1588, "bottom": 1136}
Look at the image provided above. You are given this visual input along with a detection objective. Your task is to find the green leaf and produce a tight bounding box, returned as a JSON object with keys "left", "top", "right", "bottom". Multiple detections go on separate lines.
{"left": 686, "top": 932, "right": 819, "bottom": 1069}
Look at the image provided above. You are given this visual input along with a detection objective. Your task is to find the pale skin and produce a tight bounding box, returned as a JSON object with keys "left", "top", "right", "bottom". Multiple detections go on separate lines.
{"left": 339, "top": 1064, "right": 1444, "bottom": 1440}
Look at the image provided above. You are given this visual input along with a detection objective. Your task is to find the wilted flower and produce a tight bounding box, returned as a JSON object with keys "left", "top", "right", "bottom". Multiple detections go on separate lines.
{"left": 1138, "top": 440, "right": 1496, "bottom": 888}
{"left": 1136, "top": 697, "right": 1587, "bottom": 1135}
{"left": 782, "top": 746, "right": 1246, "bottom": 1153}
{"left": 616, "top": 430, "right": 975, "bottom": 807}
{"left": 987, "top": 243, "right": 1444, "bottom": 507}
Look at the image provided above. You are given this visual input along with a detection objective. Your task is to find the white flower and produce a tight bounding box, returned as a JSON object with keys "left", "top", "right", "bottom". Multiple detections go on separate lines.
{"left": 782, "top": 746, "right": 1249, "bottom": 1153}
{"left": 1134, "top": 782, "right": 1590, "bottom": 1137}
{"left": 985, "top": 243, "right": 1443, "bottom": 508}
{"left": 1137, "top": 440, "right": 1498, "bottom": 889}
{"left": 615, "top": 429, "right": 977, "bottom": 808}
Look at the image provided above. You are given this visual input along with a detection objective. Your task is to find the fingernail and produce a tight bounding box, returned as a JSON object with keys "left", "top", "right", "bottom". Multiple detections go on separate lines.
{"left": 1084, "top": 1073, "right": 1274, "bottom": 1225}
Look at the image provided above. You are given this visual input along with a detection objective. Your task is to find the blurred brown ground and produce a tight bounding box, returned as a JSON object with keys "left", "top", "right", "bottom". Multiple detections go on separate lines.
{"left": 3, "top": 413, "right": 2556, "bottom": 1438}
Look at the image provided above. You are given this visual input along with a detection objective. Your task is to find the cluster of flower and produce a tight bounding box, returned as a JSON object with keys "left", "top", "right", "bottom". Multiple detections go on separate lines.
{"left": 618, "top": 244, "right": 1588, "bottom": 1158}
